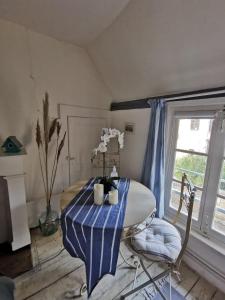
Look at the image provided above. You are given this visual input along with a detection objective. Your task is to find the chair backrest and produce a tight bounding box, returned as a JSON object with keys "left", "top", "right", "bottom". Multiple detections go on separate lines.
{"left": 174, "top": 173, "right": 196, "bottom": 269}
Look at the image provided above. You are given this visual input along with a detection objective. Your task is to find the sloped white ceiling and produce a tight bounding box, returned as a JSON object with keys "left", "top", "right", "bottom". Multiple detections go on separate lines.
{"left": 1, "top": 0, "right": 225, "bottom": 101}
{"left": 0, "top": 0, "right": 130, "bottom": 46}
{"left": 89, "top": 0, "right": 225, "bottom": 100}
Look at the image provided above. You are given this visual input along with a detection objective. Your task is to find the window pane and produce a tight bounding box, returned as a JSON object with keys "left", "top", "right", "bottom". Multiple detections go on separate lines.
{"left": 170, "top": 181, "right": 181, "bottom": 210}
{"left": 212, "top": 197, "right": 225, "bottom": 235}
{"left": 170, "top": 181, "right": 201, "bottom": 220}
{"left": 190, "top": 119, "right": 200, "bottom": 131}
{"left": 173, "top": 151, "right": 207, "bottom": 188}
{"left": 212, "top": 160, "right": 225, "bottom": 235}
{"left": 218, "top": 160, "right": 225, "bottom": 197}
{"left": 176, "top": 119, "right": 212, "bottom": 153}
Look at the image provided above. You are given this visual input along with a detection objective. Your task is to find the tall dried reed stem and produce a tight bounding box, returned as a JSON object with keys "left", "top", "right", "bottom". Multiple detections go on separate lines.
{"left": 36, "top": 92, "right": 66, "bottom": 217}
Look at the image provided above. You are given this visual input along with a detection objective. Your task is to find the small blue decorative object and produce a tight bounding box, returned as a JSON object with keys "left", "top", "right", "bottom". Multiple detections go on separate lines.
{"left": 1, "top": 136, "right": 23, "bottom": 153}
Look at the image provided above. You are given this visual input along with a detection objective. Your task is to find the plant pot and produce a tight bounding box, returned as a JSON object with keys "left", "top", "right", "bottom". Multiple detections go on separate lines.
{"left": 39, "top": 207, "right": 59, "bottom": 236}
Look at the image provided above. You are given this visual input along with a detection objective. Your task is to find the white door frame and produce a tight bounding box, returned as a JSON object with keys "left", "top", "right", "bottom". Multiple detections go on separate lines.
{"left": 58, "top": 104, "right": 111, "bottom": 187}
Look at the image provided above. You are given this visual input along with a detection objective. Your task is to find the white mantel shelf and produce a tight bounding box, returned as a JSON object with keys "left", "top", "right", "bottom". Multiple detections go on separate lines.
{"left": 0, "top": 151, "right": 31, "bottom": 251}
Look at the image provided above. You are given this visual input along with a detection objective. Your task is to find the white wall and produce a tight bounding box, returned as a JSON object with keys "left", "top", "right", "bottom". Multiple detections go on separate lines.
{"left": 111, "top": 108, "right": 151, "bottom": 181}
{"left": 0, "top": 19, "right": 111, "bottom": 227}
{"left": 89, "top": 0, "right": 225, "bottom": 100}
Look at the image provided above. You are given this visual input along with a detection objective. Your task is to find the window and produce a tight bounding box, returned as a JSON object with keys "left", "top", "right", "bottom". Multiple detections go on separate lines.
{"left": 166, "top": 105, "right": 225, "bottom": 244}
{"left": 190, "top": 119, "right": 200, "bottom": 131}
{"left": 212, "top": 155, "right": 225, "bottom": 234}
{"left": 171, "top": 118, "right": 212, "bottom": 221}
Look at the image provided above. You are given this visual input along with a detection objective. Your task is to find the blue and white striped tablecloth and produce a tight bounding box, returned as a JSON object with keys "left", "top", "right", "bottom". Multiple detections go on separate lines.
{"left": 61, "top": 177, "right": 130, "bottom": 297}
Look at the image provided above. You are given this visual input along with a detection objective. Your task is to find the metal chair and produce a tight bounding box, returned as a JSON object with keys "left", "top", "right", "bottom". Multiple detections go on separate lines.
{"left": 120, "top": 173, "right": 196, "bottom": 300}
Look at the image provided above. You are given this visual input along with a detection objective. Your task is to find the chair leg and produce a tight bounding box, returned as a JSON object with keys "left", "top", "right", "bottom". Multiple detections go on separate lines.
{"left": 120, "top": 267, "right": 170, "bottom": 299}
{"left": 132, "top": 258, "right": 140, "bottom": 289}
{"left": 119, "top": 247, "right": 137, "bottom": 269}
{"left": 140, "top": 259, "right": 167, "bottom": 300}
{"left": 169, "top": 271, "right": 172, "bottom": 300}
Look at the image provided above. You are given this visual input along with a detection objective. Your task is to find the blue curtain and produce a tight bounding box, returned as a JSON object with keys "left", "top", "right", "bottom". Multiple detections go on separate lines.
{"left": 141, "top": 99, "right": 166, "bottom": 218}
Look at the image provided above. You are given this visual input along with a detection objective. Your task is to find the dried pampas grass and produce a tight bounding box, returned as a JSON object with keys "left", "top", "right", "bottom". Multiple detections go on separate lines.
{"left": 36, "top": 92, "right": 66, "bottom": 209}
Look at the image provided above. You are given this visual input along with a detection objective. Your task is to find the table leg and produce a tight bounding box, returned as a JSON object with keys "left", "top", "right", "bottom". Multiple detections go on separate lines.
{"left": 119, "top": 246, "right": 140, "bottom": 269}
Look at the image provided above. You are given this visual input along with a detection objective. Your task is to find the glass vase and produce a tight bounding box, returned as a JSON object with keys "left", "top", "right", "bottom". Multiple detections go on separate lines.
{"left": 39, "top": 206, "right": 59, "bottom": 236}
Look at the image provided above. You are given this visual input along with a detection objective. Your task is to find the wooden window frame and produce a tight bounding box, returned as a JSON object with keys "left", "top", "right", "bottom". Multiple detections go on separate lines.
{"left": 165, "top": 100, "right": 225, "bottom": 246}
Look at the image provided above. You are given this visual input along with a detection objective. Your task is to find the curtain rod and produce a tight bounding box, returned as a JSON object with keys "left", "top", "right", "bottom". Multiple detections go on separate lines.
{"left": 110, "top": 85, "right": 225, "bottom": 111}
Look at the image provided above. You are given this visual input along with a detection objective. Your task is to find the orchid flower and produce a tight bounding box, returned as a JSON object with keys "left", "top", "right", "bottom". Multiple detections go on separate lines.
{"left": 98, "top": 142, "right": 107, "bottom": 153}
{"left": 118, "top": 132, "right": 124, "bottom": 149}
{"left": 92, "top": 128, "right": 124, "bottom": 159}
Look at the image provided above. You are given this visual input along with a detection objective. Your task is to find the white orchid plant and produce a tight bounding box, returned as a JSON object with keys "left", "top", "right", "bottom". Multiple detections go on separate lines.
{"left": 91, "top": 128, "right": 124, "bottom": 183}
{"left": 92, "top": 128, "right": 124, "bottom": 158}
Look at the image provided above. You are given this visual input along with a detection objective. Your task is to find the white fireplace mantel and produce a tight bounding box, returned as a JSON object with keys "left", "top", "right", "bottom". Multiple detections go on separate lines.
{"left": 0, "top": 150, "right": 31, "bottom": 251}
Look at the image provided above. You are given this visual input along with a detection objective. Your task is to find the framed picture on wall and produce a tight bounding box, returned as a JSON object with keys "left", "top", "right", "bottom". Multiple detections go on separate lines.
{"left": 125, "top": 122, "right": 135, "bottom": 134}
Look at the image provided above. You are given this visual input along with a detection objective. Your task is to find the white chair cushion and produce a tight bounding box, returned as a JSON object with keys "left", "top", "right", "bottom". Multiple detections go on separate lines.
{"left": 131, "top": 218, "right": 182, "bottom": 263}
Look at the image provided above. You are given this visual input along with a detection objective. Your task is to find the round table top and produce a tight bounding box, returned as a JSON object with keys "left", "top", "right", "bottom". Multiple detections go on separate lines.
{"left": 124, "top": 180, "right": 156, "bottom": 228}
{"left": 61, "top": 179, "right": 156, "bottom": 228}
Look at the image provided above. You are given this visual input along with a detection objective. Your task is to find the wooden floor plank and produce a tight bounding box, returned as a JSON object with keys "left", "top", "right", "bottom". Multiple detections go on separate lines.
{"left": 31, "top": 228, "right": 61, "bottom": 248}
{"left": 25, "top": 280, "right": 66, "bottom": 300}
{"left": 15, "top": 230, "right": 224, "bottom": 300}
{"left": 117, "top": 261, "right": 200, "bottom": 300}
{"left": 212, "top": 290, "right": 225, "bottom": 300}
{"left": 32, "top": 230, "right": 64, "bottom": 264}
{"left": 16, "top": 239, "right": 132, "bottom": 300}
{"left": 186, "top": 277, "right": 217, "bottom": 300}
{"left": 172, "top": 262, "right": 199, "bottom": 297}
{"left": 24, "top": 242, "right": 142, "bottom": 300}
{"left": 15, "top": 251, "right": 83, "bottom": 300}
{"left": 27, "top": 257, "right": 136, "bottom": 300}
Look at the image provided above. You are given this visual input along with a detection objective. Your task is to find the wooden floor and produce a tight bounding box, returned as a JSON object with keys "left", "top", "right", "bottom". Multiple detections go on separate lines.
{"left": 14, "top": 228, "right": 225, "bottom": 300}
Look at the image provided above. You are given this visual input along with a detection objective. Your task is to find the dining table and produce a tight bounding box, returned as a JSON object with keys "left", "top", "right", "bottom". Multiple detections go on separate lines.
{"left": 60, "top": 178, "right": 156, "bottom": 297}
{"left": 61, "top": 179, "right": 156, "bottom": 227}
